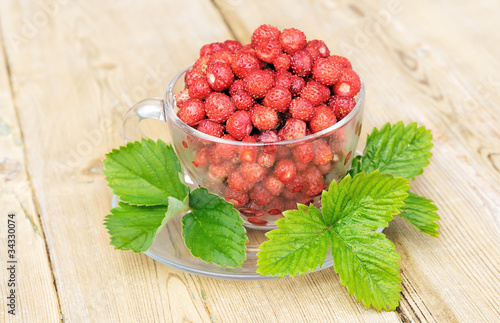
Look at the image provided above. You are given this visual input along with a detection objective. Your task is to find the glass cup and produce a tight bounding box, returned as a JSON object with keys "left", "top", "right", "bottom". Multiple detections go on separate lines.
{"left": 122, "top": 65, "right": 365, "bottom": 230}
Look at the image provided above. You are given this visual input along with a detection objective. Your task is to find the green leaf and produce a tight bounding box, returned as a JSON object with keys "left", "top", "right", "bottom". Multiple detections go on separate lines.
{"left": 400, "top": 192, "right": 440, "bottom": 237}
{"left": 257, "top": 204, "right": 331, "bottom": 278}
{"left": 104, "top": 202, "right": 170, "bottom": 252}
{"left": 257, "top": 171, "right": 408, "bottom": 310}
{"left": 182, "top": 187, "right": 247, "bottom": 267}
{"left": 104, "top": 139, "right": 188, "bottom": 206}
{"left": 350, "top": 122, "right": 433, "bottom": 180}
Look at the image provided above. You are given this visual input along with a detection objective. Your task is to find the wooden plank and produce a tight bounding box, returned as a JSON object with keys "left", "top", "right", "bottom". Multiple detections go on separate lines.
{"left": 211, "top": 0, "right": 500, "bottom": 321}
{"left": 0, "top": 29, "right": 60, "bottom": 322}
{"left": 0, "top": 0, "right": 233, "bottom": 321}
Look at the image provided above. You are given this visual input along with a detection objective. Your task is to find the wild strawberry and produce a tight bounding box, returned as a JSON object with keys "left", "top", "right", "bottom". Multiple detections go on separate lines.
{"left": 311, "top": 139, "right": 333, "bottom": 166}
{"left": 306, "top": 40, "right": 330, "bottom": 58}
{"left": 185, "top": 69, "right": 205, "bottom": 88}
{"left": 229, "top": 79, "right": 245, "bottom": 95}
{"left": 263, "top": 86, "right": 292, "bottom": 112}
{"left": 255, "top": 38, "right": 282, "bottom": 63}
{"left": 206, "top": 62, "right": 234, "bottom": 92}
{"left": 209, "top": 50, "right": 233, "bottom": 66}
{"left": 224, "top": 39, "right": 243, "bottom": 53}
{"left": 328, "top": 96, "right": 356, "bottom": 120}
{"left": 204, "top": 92, "right": 235, "bottom": 123}
{"left": 274, "top": 70, "right": 293, "bottom": 89}
{"left": 249, "top": 184, "right": 273, "bottom": 205}
{"left": 192, "top": 147, "right": 209, "bottom": 168}
{"left": 251, "top": 24, "right": 281, "bottom": 47}
{"left": 289, "top": 75, "right": 306, "bottom": 96}
{"left": 251, "top": 105, "right": 279, "bottom": 130}
{"left": 295, "top": 160, "right": 309, "bottom": 172}
{"left": 231, "top": 91, "right": 255, "bottom": 111}
{"left": 257, "top": 150, "right": 276, "bottom": 168}
{"left": 283, "top": 198, "right": 298, "bottom": 211}
{"left": 272, "top": 53, "right": 291, "bottom": 70}
{"left": 224, "top": 187, "right": 249, "bottom": 207}
{"left": 318, "top": 161, "right": 332, "bottom": 175}
{"left": 208, "top": 161, "right": 235, "bottom": 181}
{"left": 177, "top": 98, "right": 206, "bottom": 126}
{"left": 292, "top": 143, "right": 314, "bottom": 164}
{"left": 188, "top": 78, "right": 212, "bottom": 100}
{"left": 244, "top": 69, "right": 274, "bottom": 98}
{"left": 231, "top": 51, "right": 261, "bottom": 78}
{"left": 176, "top": 89, "right": 191, "bottom": 108}
{"left": 285, "top": 173, "right": 305, "bottom": 193}
{"left": 273, "top": 158, "right": 297, "bottom": 183}
{"left": 239, "top": 136, "right": 258, "bottom": 162}
{"left": 279, "top": 28, "right": 307, "bottom": 54}
{"left": 289, "top": 97, "right": 315, "bottom": 121}
{"left": 267, "top": 196, "right": 285, "bottom": 215}
{"left": 226, "top": 111, "right": 253, "bottom": 140}
{"left": 200, "top": 42, "right": 226, "bottom": 56}
{"left": 302, "top": 166, "right": 326, "bottom": 197}
{"left": 309, "top": 105, "right": 337, "bottom": 133}
{"left": 192, "top": 55, "right": 211, "bottom": 73}
{"left": 247, "top": 216, "right": 268, "bottom": 226}
{"left": 312, "top": 57, "right": 341, "bottom": 86}
{"left": 227, "top": 169, "right": 254, "bottom": 192}
{"left": 329, "top": 55, "right": 352, "bottom": 69}
{"left": 281, "top": 187, "right": 299, "bottom": 200}
{"left": 239, "top": 44, "right": 256, "bottom": 54}
{"left": 305, "top": 45, "right": 321, "bottom": 62}
{"left": 240, "top": 162, "right": 266, "bottom": 183}
{"left": 262, "top": 175, "right": 284, "bottom": 196}
{"left": 207, "top": 146, "right": 224, "bottom": 164}
{"left": 276, "top": 146, "right": 291, "bottom": 158}
{"left": 333, "top": 68, "right": 361, "bottom": 97}
{"left": 278, "top": 118, "right": 307, "bottom": 140}
{"left": 290, "top": 50, "right": 313, "bottom": 77}
{"left": 196, "top": 119, "right": 224, "bottom": 138}
{"left": 300, "top": 80, "right": 330, "bottom": 106}
{"left": 215, "top": 134, "right": 238, "bottom": 159}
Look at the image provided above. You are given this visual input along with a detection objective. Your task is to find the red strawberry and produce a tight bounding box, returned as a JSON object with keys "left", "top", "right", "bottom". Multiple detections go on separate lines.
{"left": 224, "top": 187, "right": 249, "bottom": 207}
{"left": 247, "top": 217, "right": 268, "bottom": 226}
{"left": 251, "top": 104, "right": 279, "bottom": 130}
{"left": 305, "top": 45, "right": 321, "bottom": 62}
{"left": 240, "top": 162, "right": 267, "bottom": 183}
{"left": 177, "top": 98, "right": 206, "bottom": 126}
{"left": 231, "top": 51, "right": 261, "bottom": 78}
{"left": 273, "top": 158, "right": 297, "bottom": 183}
{"left": 206, "top": 62, "right": 234, "bottom": 91}
{"left": 276, "top": 146, "right": 291, "bottom": 159}
{"left": 300, "top": 80, "right": 330, "bottom": 106}
{"left": 279, "top": 28, "right": 307, "bottom": 54}
{"left": 318, "top": 161, "right": 332, "bottom": 175}
{"left": 311, "top": 139, "right": 333, "bottom": 166}
{"left": 192, "top": 147, "right": 209, "bottom": 168}
{"left": 224, "top": 39, "right": 243, "bottom": 53}
{"left": 231, "top": 91, "right": 255, "bottom": 111}
{"left": 333, "top": 68, "right": 361, "bottom": 97}
{"left": 208, "top": 161, "right": 235, "bottom": 181}
{"left": 257, "top": 150, "right": 276, "bottom": 168}
{"left": 200, "top": 42, "right": 226, "bottom": 56}
{"left": 227, "top": 169, "right": 254, "bottom": 192}
{"left": 302, "top": 166, "right": 326, "bottom": 197}
{"left": 284, "top": 173, "right": 305, "bottom": 193}
{"left": 208, "top": 50, "right": 233, "bottom": 66}
{"left": 278, "top": 118, "right": 307, "bottom": 140}
{"left": 309, "top": 105, "right": 337, "bottom": 133}
{"left": 215, "top": 134, "right": 238, "bottom": 159}
{"left": 312, "top": 57, "right": 341, "bottom": 86}
{"left": 257, "top": 130, "right": 279, "bottom": 153}
{"left": 204, "top": 92, "right": 235, "bottom": 123}
{"left": 267, "top": 196, "right": 285, "bottom": 215}
{"left": 272, "top": 53, "right": 291, "bottom": 71}
{"left": 274, "top": 70, "right": 293, "bottom": 89}
{"left": 207, "top": 146, "right": 224, "bottom": 164}
{"left": 289, "top": 97, "right": 315, "bottom": 121}
{"left": 244, "top": 69, "right": 274, "bottom": 98}
{"left": 249, "top": 183, "right": 273, "bottom": 205}
{"left": 255, "top": 38, "right": 282, "bottom": 63}
{"left": 292, "top": 143, "right": 314, "bottom": 164}
{"left": 328, "top": 96, "right": 356, "bottom": 120}
{"left": 229, "top": 79, "right": 245, "bottom": 95}
{"left": 306, "top": 40, "right": 330, "bottom": 58}
{"left": 290, "top": 50, "right": 313, "bottom": 77}
{"left": 262, "top": 175, "right": 284, "bottom": 196}
{"left": 188, "top": 78, "right": 212, "bottom": 100}
{"left": 263, "top": 86, "right": 292, "bottom": 112}
{"left": 192, "top": 55, "right": 211, "bottom": 73}
{"left": 329, "top": 55, "right": 352, "bottom": 69}
{"left": 226, "top": 110, "right": 253, "bottom": 140}
{"left": 238, "top": 136, "right": 258, "bottom": 162}
{"left": 289, "top": 75, "right": 306, "bottom": 96}
{"left": 175, "top": 89, "right": 191, "bottom": 108}
{"left": 196, "top": 119, "right": 224, "bottom": 138}
{"left": 251, "top": 24, "right": 281, "bottom": 47}
{"left": 185, "top": 69, "right": 205, "bottom": 88}
{"left": 295, "top": 160, "right": 310, "bottom": 172}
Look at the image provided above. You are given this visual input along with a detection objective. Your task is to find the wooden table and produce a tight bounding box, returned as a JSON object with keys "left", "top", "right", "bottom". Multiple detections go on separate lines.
{"left": 1, "top": 1, "right": 499, "bottom": 322}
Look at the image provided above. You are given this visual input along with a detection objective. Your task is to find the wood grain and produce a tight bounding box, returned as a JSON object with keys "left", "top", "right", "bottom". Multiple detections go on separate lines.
{"left": 213, "top": 0, "right": 500, "bottom": 321}
{"left": 0, "top": 28, "right": 60, "bottom": 322}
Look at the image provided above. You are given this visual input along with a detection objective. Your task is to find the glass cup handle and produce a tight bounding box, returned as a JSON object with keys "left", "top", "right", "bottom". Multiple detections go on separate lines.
{"left": 122, "top": 98, "right": 166, "bottom": 142}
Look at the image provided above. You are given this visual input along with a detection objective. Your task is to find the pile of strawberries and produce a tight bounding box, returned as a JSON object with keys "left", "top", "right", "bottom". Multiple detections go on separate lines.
{"left": 175, "top": 25, "right": 361, "bottom": 226}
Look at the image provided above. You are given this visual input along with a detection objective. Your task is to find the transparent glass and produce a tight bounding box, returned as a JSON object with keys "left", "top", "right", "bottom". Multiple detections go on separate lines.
{"left": 121, "top": 65, "right": 366, "bottom": 279}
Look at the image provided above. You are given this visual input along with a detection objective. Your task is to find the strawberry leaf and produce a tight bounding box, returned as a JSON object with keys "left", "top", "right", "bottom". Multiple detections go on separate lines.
{"left": 400, "top": 192, "right": 440, "bottom": 237}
